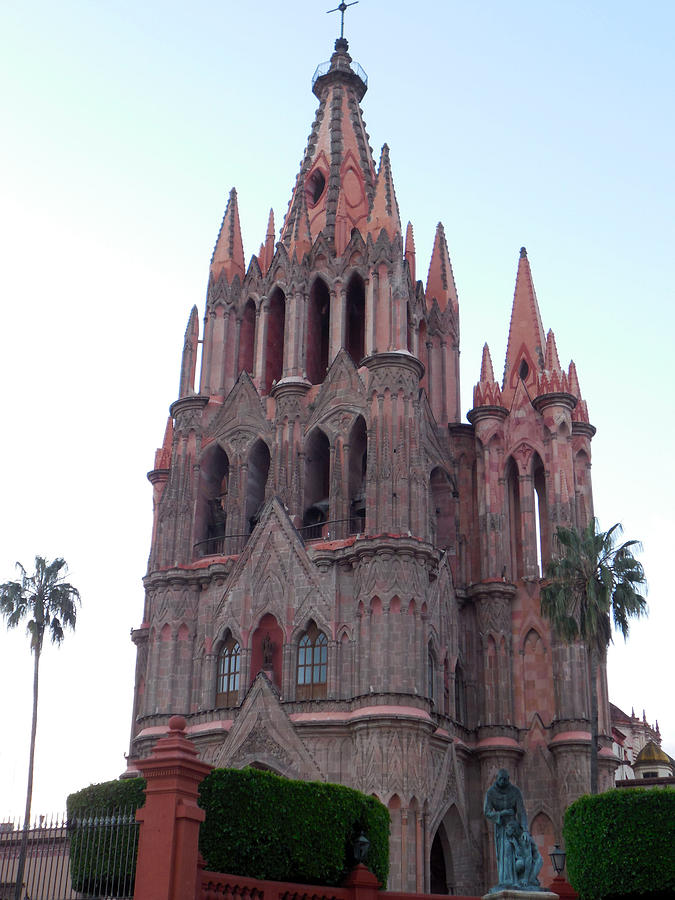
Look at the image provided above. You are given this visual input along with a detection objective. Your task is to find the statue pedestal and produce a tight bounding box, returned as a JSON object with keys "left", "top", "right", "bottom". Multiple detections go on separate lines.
{"left": 483, "top": 892, "right": 560, "bottom": 900}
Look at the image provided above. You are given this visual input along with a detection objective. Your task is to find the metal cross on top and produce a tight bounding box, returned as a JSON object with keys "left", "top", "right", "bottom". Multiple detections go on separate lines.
{"left": 327, "top": 1, "right": 359, "bottom": 40}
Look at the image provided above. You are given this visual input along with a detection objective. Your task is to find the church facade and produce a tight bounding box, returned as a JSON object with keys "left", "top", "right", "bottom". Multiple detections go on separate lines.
{"left": 127, "top": 37, "right": 614, "bottom": 895}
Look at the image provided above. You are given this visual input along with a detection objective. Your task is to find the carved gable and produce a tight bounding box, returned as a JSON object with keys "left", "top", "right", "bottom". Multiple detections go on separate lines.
{"left": 214, "top": 672, "right": 322, "bottom": 779}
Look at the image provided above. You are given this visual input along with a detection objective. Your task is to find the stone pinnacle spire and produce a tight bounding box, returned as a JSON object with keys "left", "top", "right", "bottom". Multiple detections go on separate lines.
{"left": 210, "top": 188, "right": 245, "bottom": 283}
{"left": 502, "top": 247, "right": 546, "bottom": 405}
{"left": 367, "top": 144, "right": 401, "bottom": 240}
{"left": 426, "top": 223, "right": 458, "bottom": 312}
{"left": 405, "top": 221, "right": 416, "bottom": 284}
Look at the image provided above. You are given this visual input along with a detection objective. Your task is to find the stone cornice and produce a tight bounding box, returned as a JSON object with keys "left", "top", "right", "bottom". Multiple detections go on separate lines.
{"left": 572, "top": 420, "right": 597, "bottom": 439}
{"left": 467, "top": 580, "right": 517, "bottom": 603}
{"left": 466, "top": 405, "right": 508, "bottom": 425}
{"left": 169, "top": 394, "right": 209, "bottom": 419}
{"left": 362, "top": 350, "right": 425, "bottom": 380}
{"left": 532, "top": 391, "right": 576, "bottom": 414}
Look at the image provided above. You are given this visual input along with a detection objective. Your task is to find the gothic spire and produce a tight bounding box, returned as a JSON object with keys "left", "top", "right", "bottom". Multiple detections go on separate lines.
{"left": 366, "top": 144, "right": 401, "bottom": 240}
{"left": 178, "top": 305, "right": 199, "bottom": 398}
{"left": 425, "top": 223, "right": 458, "bottom": 312}
{"left": 261, "top": 208, "right": 276, "bottom": 274}
{"left": 472, "top": 343, "right": 503, "bottom": 408}
{"left": 405, "top": 221, "right": 416, "bottom": 284}
{"left": 288, "top": 179, "right": 313, "bottom": 262}
{"left": 502, "top": 247, "right": 546, "bottom": 405}
{"left": 280, "top": 38, "right": 375, "bottom": 251}
{"left": 210, "top": 188, "right": 245, "bottom": 283}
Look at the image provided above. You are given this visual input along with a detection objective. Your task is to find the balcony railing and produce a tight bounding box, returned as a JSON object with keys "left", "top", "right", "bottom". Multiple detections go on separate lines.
{"left": 193, "top": 533, "right": 251, "bottom": 558}
{"left": 194, "top": 518, "right": 366, "bottom": 559}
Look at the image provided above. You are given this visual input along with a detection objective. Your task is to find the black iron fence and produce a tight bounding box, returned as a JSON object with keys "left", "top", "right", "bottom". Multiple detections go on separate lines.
{"left": 0, "top": 809, "right": 138, "bottom": 900}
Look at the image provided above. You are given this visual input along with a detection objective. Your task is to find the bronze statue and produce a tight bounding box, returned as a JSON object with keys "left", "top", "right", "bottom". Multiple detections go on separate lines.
{"left": 484, "top": 769, "right": 544, "bottom": 892}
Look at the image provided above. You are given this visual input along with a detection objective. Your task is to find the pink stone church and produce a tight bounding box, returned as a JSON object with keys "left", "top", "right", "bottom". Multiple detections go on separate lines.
{"left": 128, "top": 36, "right": 611, "bottom": 896}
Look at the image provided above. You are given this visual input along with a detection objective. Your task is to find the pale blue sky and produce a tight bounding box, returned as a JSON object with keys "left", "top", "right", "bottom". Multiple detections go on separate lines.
{"left": 1, "top": 0, "right": 673, "bottom": 815}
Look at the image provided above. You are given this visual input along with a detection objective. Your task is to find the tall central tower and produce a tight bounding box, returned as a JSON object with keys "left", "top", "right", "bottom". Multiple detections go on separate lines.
{"left": 128, "top": 36, "right": 610, "bottom": 895}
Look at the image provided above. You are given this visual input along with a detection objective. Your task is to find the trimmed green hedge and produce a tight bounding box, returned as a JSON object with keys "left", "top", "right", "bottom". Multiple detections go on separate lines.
{"left": 198, "top": 767, "right": 390, "bottom": 887}
{"left": 564, "top": 788, "right": 675, "bottom": 899}
{"left": 67, "top": 777, "right": 146, "bottom": 896}
{"left": 67, "top": 769, "right": 389, "bottom": 890}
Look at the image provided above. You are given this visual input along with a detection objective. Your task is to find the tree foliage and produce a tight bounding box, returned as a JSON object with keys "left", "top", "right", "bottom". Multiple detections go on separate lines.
{"left": 541, "top": 520, "right": 647, "bottom": 654}
{"left": 1, "top": 556, "right": 80, "bottom": 900}
{"left": 540, "top": 520, "right": 647, "bottom": 793}
{"left": 1, "top": 556, "right": 80, "bottom": 652}
{"left": 564, "top": 788, "right": 675, "bottom": 899}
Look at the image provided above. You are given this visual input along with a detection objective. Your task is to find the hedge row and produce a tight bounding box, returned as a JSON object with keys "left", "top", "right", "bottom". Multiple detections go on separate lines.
{"left": 564, "top": 787, "right": 675, "bottom": 900}
{"left": 67, "top": 768, "right": 389, "bottom": 892}
{"left": 198, "top": 767, "right": 389, "bottom": 887}
{"left": 66, "top": 777, "right": 146, "bottom": 896}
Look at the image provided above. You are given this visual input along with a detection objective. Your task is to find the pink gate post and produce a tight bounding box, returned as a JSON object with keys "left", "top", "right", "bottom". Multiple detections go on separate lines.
{"left": 133, "top": 715, "right": 212, "bottom": 900}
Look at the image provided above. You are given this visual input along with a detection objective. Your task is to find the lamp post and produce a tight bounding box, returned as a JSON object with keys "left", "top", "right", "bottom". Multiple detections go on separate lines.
{"left": 548, "top": 844, "right": 578, "bottom": 899}
{"left": 353, "top": 831, "right": 370, "bottom": 864}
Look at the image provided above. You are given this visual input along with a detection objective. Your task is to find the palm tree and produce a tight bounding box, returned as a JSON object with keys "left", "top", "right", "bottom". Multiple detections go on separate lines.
{"left": 0, "top": 556, "right": 80, "bottom": 900}
{"left": 540, "top": 519, "right": 646, "bottom": 794}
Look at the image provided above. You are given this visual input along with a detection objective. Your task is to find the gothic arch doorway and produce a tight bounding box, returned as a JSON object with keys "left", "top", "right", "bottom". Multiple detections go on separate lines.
{"left": 430, "top": 826, "right": 451, "bottom": 894}
{"left": 430, "top": 804, "right": 469, "bottom": 895}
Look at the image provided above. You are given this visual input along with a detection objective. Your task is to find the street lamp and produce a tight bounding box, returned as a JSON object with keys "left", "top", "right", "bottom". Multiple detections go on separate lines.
{"left": 549, "top": 844, "right": 566, "bottom": 875}
{"left": 353, "top": 831, "right": 370, "bottom": 864}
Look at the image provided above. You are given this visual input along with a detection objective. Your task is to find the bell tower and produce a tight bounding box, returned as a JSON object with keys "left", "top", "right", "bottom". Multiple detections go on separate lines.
{"left": 129, "top": 32, "right": 608, "bottom": 897}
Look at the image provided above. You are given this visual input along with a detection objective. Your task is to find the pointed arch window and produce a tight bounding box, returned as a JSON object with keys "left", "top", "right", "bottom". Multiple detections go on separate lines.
{"left": 297, "top": 623, "right": 328, "bottom": 700}
{"left": 216, "top": 636, "right": 240, "bottom": 707}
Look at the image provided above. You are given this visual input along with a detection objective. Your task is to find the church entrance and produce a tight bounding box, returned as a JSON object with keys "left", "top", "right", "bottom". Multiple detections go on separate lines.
{"left": 430, "top": 827, "right": 454, "bottom": 894}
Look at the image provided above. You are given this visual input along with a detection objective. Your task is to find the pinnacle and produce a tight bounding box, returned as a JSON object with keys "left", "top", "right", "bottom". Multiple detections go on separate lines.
{"left": 367, "top": 143, "right": 401, "bottom": 240}
{"left": 405, "top": 221, "right": 416, "bottom": 284}
{"left": 502, "top": 246, "right": 545, "bottom": 404}
{"left": 568, "top": 360, "right": 581, "bottom": 398}
{"left": 426, "top": 222, "right": 459, "bottom": 312}
{"left": 154, "top": 417, "right": 174, "bottom": 470}
{"left": 480, "top": 343, "right": 495, "bottom": 383}
{"left": 288, "top": 178, "right": 312, "bottom": 262}
{"left": 210, "top": 187, "right": 245, "bottom": 283}
{"left": 544, "top": 329, "right": 562, "bottom": 374}
{"left": 260, "top": 208, "right": 276, "bottom": 273}
{"left": 472, "top": 342, "right": 502, "bottom": 408}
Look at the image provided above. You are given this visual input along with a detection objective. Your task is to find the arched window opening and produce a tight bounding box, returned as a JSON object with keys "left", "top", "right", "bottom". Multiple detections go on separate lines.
{"left": 239, "top": 299, "right": 256, "bottom": 376}
{"left": 430, "top": 467, "right": 455, "bottom": 551}
{"left": 195, "top": 443, "right": 229, "bottom": 557}
{"left": 264, "top": 288, "right": 286, "bottom": 393}
{"left": 297, "top": 621, "right": 328, "bottom": 700}
{"left": 245, "top": 440, "right": 270, "bottom": 534}
{"left": 306, "top": 168, "right": 326, "bottom": 207}
{"left": 303, "top": 429, "right": 331, "bottom": 539}
{"left": 533, "top": 454, "right": 549, "bottom": 575}
{"left": 307, "top": 279, "right": 330, "bottom": 384}
{"left": 506, "top": 457, "right": 523, "bottom": 580}
{"left": 345, "top": 274, "right": 365, "bottom": 365}
{"left": 216, "top": 634, "right": 240, "bottom": 707}
{"left": 348, "top": 416, "right": 367, "bottom": 534}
